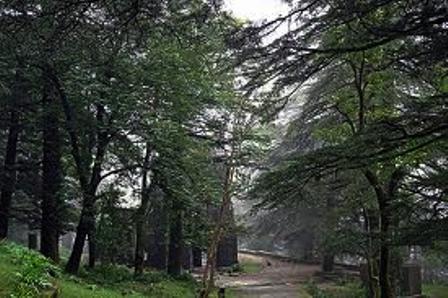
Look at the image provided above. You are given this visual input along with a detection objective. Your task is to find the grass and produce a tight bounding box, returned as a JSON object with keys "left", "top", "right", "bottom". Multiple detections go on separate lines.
{"left": 0, "top": 251, "right": 18, "bottom": 297}
{"left": 303, "top": 281, "right": 448, "bottom": 298}
{"left": 59, "top": 279, "right": 145, "bottom": 298}
{"left": 59, "top": 278, "right": 197, "bottom": 298}
{"left": 0, "top": 241, "right": 197, "bottom": 298}
{"left": 297, "top": 286, "right": 313, "bottom": 298}
{"left": 239, "top": 260, "right": 264, "bottom": 274}
{"left": 234, "top": 254, "right": 265, "bottom": 274}
{"left": 220, "top": 284, "right": 312, "bottom": 298}
{"left": 423, "top": 284, "right": 448, "bottom": 298}
{"left": 304, "top": 279, "right": 366, "bottom": 298}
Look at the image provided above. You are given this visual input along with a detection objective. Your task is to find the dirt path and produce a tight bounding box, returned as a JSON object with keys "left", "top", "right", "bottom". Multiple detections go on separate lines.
{"left": 217, "top": 253, "right": 320, "bottom": 297}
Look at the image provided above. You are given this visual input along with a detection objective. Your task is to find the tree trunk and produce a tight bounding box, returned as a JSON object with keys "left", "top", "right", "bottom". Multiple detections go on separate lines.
{"left": 40, "top": 77, "right": 63, "bottom": 262}
{"left": 201, "top": 165, "right": 235, "bottom": 298}
{"left": 366, "top": 256, "right": 380, "bottom": 298}
{"left": 379, "top": 208, "right": 392, "bottom": 298}
{"left": 66, "top": 214, "right": 89, "bottom": 273}
{"left": 50, "top": 66, "right": 91, "bottom": 274}
{"left": 363, "top": 208, "right": 380, "bottom": 298}
{"left": 134, "top": 144, "right": 151, "bottom": 276}
{"left": 65, "top": 197, "right": 95, "bottom": 273}
{"left": 0, "top": 111, "right": 20, "bottom": 239}
{"left": 0, "top": 70, "right": 23, "bottom": 239}
{"left": 85, "top": 104, "right": 107, "bottom": 270}
{"left": 364, "top": 169, "right": 396, "bottom": 298}
{"left": 88, "top": 227, "right": 96, "bottom": 268}
{"left": 134, "top": 216, "right": 146, "bottom": 275}
{"left": 167, "top": 207, "right": 183, "bottom": 276}
{"left": 59, "top": 98, "right": 108, "bottom": 273}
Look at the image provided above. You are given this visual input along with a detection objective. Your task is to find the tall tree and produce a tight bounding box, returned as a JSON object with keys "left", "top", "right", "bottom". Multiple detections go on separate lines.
{"left": 134, "top": 143, "right": 152, "bottom": 275}
{"left": 236, "top": 2, "right": 447, "bottom": 297}
{"left": 40, "top": 70, "right": 63, "bottom": 262}
{"left": 0, "top": 66, "right": 25, "bottom": 239}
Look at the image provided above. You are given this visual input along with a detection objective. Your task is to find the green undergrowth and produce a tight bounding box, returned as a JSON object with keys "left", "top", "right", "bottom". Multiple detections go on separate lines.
{"left": 304, "top": 280, "right": 448, "bottom": 298}
{"left": 423, "top": 283, "right": 448, "bottom": 298}
{"left": 303, "top": 283, "right": 448, "bottom": 298}
{"left": 0, "top": 241, "right": 197, "bottom": 298}
{"left": 304, "top": 279, "right": 366, "bottom": 298}
{"left": 0, "top": 241, "right": 60, "bottom": 297}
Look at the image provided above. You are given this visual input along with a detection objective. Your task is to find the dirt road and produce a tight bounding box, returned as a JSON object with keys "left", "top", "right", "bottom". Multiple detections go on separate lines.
{"left": 217, "top": 253, "right": 320, "bottom": 298}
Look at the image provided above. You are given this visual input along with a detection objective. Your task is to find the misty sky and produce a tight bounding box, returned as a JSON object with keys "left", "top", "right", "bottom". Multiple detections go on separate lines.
{"left": 224, "top": 0, "right": 289, "bottom": 22}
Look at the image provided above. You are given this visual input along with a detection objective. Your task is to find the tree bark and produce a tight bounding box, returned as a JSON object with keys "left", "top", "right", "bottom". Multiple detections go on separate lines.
{"left": 201, "top": 164, "right": 235, "bottom": 298}
{"left": 88, "top": 227, "right": 96, "bottom": 268}
{"left": 59, "top": 99, "right": 108, "bottom": 273}
{"left": 48, "top": 64, "right": 112, "bottom": 273}
{"left": 0, "top": 69, "right": 23, "bottom": 239}
{"left": 134, "top": 221, "right": 145, "bottom": 275}
{"left": 134, "top": 143, "right": 151, "bottom": 276}
{"left": 363, "top": 208, "right": 380, "bottom": 298}
{"left": 66, "top": 212, "right": 90, "bottom": 273}
{"left": 0, "top": 110, "right": 20, "bottom": 239}
{"left": 364, "top": 169, "right": 395, "bottom": 298}
{"left": 167, "top": 207, "right": 183, "bottom": 276}
{"left": 40, "top": 75, "right": 63, "bottom": 262}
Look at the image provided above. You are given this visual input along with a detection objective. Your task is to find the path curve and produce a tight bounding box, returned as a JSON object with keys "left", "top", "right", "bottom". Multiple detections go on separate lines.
{"left": 217, "top": 253, "right": 320, "bottom": 297}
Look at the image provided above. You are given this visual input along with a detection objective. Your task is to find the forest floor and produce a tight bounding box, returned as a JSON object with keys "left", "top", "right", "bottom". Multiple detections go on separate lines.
{"left": 217, "top": 253, "right": 357, "bottom": 298}
{"left": 217, "top": 253, "right": 448, "bottom": 298}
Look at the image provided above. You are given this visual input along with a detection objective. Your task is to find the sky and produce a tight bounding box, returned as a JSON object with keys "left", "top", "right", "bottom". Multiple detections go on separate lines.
{"left": 225, "top": 0, "right": 301, "bottom": 127}
{"left": 224, "top": 0, "right": 289, "bottom": 22}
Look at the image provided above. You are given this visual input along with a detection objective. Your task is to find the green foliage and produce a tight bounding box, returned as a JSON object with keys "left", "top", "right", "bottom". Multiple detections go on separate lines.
{"left": 0, "top": 242, "right": 60, "bottom": 297}
{"left": 78, "top": 264, "right": 135, "bottom": 285}
{"left": 96, "top": 188, "right": 135, "bottom": 265}
{"left": 305, "top": 280, "right": 366, "bottom": 298}
{"left": 423, "top": 241, "right": 448, "bottom": 269}
{"left": 0, "top": 241, "right": 198, "bottom": 297}
{"left": 70, "top": 264, "right": 197, "bottom": 297}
